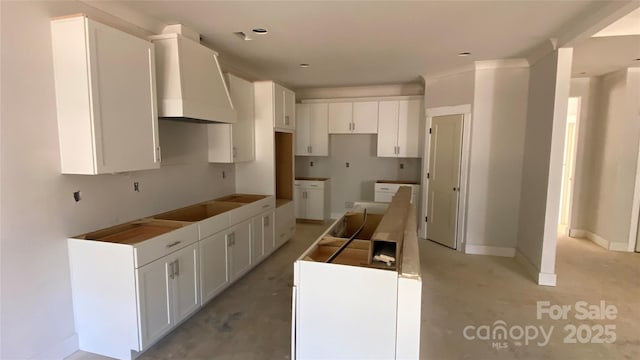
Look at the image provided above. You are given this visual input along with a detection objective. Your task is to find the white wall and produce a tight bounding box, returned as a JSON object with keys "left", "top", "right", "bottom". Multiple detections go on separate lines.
{"left": 568, "top": 77, "right": 600, "bottom": 231}
{"left": 295, "top": 135, "right": 421, "bottom": 215}
{"left": 516, "top": 48, "right": 573, "bottom": 286}
{"left": 466, "top": 64, "right": 529, "bottom": 248}
{"left": 0, "top": 2, "right": 235, "bottom": 358}
{"left": 571, "top": 69, "right": 640, "bottom": 248}
{"left": 424, "top": 70, "right": 475, "bottom": 108}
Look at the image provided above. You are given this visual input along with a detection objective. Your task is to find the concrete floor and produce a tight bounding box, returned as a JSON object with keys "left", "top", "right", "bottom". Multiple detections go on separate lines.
{"left": 68, "top": 223, "right": 639, "bottom": 360}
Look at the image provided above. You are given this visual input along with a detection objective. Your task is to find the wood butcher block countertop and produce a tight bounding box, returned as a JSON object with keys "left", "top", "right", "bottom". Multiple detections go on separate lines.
{"left": 295, "top": 177, "right": 330, "bottom": 181}
{"left": 376, "top": 180, "right": 419, "bottom": 185}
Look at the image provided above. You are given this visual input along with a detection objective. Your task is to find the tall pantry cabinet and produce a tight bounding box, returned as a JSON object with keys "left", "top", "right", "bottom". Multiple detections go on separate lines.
{"left": 235, "top": 81, "right": 296, "bottom": 251}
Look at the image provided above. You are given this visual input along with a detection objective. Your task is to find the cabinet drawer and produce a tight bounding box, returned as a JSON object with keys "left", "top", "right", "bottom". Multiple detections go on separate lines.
{"left": 374, "top": 183, "right": 401, "bottom": 193}
{"left": 199, "top": 213, "right": 229, "bottom": 240}
{"left": 374, "top": 192, "right": 395, "bottom": 203}
{"left": 295, "top": 180, "right": 325, "bottom": 189}
{"left": 228, "top": 196, "right": 275, "bottom": 226}
{"left": 134, "top": 224, "right": 198, "bottom": 268}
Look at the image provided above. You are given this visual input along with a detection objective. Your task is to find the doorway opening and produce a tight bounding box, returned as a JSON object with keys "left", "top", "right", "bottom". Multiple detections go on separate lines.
{"left": 558, "top": 97, "right": 581, "bottom": 236}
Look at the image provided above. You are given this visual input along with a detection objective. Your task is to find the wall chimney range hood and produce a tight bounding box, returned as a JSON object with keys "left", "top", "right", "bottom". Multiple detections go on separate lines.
{"left": 150, "top": 25, "right": 237, "bottom": 123}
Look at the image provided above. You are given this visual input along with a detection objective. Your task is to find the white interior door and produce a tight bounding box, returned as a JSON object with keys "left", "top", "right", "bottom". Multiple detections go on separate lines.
{"left": 427, "top": 114, "right": 463, "bottom": 249}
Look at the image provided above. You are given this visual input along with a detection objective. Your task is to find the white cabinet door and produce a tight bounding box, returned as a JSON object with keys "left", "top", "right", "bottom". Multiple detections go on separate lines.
{"left": 328, "top": 102, "right": 353, "bottom": 134}
{"left": 294, "top": 187, "right": 305, "bottom": 219}
{"left": 252, "top": 210, "right": 275, "bottom": 261}
{"left": 137, "top": 257, "right": 172, "bottom": 350}
{"left": 251, "top": 215, "right": 265, "bottom": 264}
{"left": 230, "top": 74, "right": 255, "bottom": 162}
{"left": 171, "top": 244, "right": 199, "bottom": 325}
{"left": 377, "top": 101, "right": 400, "bottom": 157}
{"left": 305, "top": 189, "right": 324, "bottom": 221}
{"left": 284, "top": 88, "right": 296, "bottom": 130}
{"left": 208, "top": 74, "right": 255, "bottom": 163}
{"left": 228, "top": 220, "right": 252, "bottom": 280}
{"left": 295, "top": 104, "right": 311, "bottom": 155}
{"left": 377, "top": 100, "right": 421, "bottom": 158}
{"left": 199, "top": 231, "right": 229, "bottom": 304}
{"left": 51, "top": 16, "right": 160, "bottom": 175}
{"left": 397, "top": 99, "right": 421, "bottom": 158}
{"left": 296, "top": 103, "right": 329, "bottom": 156}
{"left": 274, "top": 83, "right": 286, "bottom": 129}
{"left": 274, "top": 83, "right": 295, "bottom": 131}
{"left": 309, "top": 103, "right": 329, "bottom": 156}
{"left": 207, "top": 124, "right": 233, "bottom": 163}
{"left": 263, "top": 211, "right": 275, "bottom": 255}
{"left": 352, "top": 101, "right": 378, "bottom": 134}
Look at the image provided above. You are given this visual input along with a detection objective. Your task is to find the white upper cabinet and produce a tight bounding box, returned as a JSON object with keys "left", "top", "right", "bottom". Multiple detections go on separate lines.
{"left": 377, "top": 99, "right": 421, "bottom": 158}
{"left": 51, "top": 15, "right": 160, "bottom": 175}
{"left": 208, "top": 74, "right": 255, "bottom": 163}
{"left": 273, "top": 83, "right": 295, "bottom": 131}
{"left": 295, "top": 103, "right": 329, "bottom": 156}
{"left": 328, "top": 101, "right": 378, "bottom": 134}
{"left": 328, "top": 102, "right": 353, "bottom": 134}
{"left": 150, "top": 29, "right": 236, "bottom": 123}
{"left": 352, "top": 101, "right": 379, "bottom": 134}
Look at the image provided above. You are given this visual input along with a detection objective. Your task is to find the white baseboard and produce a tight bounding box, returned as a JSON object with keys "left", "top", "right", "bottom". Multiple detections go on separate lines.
{"left": 515, "top": 250, "right": 557, "bottom": 287}
{"left": 609, "top": 242, "right": 630, "bottom": 252}
{"left": 35, "top": 333, "right": 78, "bottom": 360}
{"left": 465, "top": 244, "right": 515, "bottom": 257}
{"left": 538, "top": 272, "right": 558, "bottom": 286}
{"left": 569, "top": 229, "right": 632, "bottom": 252}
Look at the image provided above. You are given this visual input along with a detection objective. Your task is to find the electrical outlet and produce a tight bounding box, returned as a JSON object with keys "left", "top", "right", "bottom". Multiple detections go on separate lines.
{"left": 400, "top": 163, "right": 404, "bottom": 169}
{"left": 73, "top": 191, "right": 81, "bottom": 202}
{"left": 133, "top": 182, "right": 140, "bottom": 192}
{"left": 346, "top": 162, "right": 350, "bottom": 168}
{"left": 222, "top": 171, "right": 226, "bottom": 179}
{"left": 310, "top": 161, "right": 314, "bottom": 167}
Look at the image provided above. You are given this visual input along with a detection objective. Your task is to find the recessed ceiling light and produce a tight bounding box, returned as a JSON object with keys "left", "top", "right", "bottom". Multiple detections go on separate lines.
{"left": 458, "top": 52, "right": 471, "bottom": 57}
{"left": 252, "top": 28, "right": 268, "bottom": 34}
{"left": 299, "top": 63, "right": 310, "bottom": 68}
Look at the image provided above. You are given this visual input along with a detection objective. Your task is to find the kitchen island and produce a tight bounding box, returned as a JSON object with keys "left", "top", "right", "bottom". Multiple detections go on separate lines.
{"left": 291, "top": 187, "right": 422, "bottom": 359}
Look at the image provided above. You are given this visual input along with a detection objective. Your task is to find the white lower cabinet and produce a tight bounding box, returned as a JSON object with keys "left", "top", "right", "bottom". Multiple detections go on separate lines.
{"left": 137, "top": 243, "right": 199, "bottom": 349}
{"left": 68, "top": 195, "right": 283, "bottom": 359}
{"left": 228, "top": 220, "right": 252, "bottom": 280}
{"left": 294, "top": 179, "right": 330, "bottom": 221}
{"left": 252, "top": 210, "right": 275, "bottom": 264}
{"left": 199, "top": 231, "right": 229, "bottom": 304}
{"left": 275, "top": 201, "right": 296, "bottom": 248}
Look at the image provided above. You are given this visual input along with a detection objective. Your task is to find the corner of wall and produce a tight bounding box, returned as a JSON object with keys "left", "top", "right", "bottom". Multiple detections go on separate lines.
{"left": 515, "top": 250, "right": 557, "bottom": 286}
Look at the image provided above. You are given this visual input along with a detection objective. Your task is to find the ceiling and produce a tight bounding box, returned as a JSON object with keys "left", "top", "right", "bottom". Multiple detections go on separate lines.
{"left": 572, "top": 6, "right": 640, "bottom": 78}
{"left": 116, "top": 0, "right": 632, "bottom": 89}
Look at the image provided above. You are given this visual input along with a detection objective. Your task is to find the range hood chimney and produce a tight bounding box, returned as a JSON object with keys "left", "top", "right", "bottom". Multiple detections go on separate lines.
{"left": 150, "top": 25, "right": 237, "bottom": 123}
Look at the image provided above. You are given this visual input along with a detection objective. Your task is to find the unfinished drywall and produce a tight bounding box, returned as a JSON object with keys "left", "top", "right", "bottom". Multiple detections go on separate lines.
{"left": 572, "top": 69, "right": 640, "bottom": 249}
{"left": 516, "top": 48, "right": 573, "bottom": 286}
{"left": 0, "top": 2, "right": 235, "bottom": 358}
{"left": 465, "top": 64, "right": 529, "bottom": 249}
{"left": 295, "top": 135, "right": 420, "bottom": 216}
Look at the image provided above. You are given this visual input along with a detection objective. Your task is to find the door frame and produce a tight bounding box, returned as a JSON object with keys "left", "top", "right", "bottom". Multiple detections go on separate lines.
{"left": 629, "top": 137, "right": 640, "bottom": 252}
{"left": 421, "top": 104, "right": 472, "bottom": 252}
{"left": 560, "top": 97, "right": 582, "bottom": 236}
